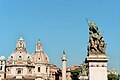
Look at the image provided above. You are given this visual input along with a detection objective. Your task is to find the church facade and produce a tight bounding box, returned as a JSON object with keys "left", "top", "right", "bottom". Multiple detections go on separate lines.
{"left": 0, "top": 36, "right": 59, "bottom": 80}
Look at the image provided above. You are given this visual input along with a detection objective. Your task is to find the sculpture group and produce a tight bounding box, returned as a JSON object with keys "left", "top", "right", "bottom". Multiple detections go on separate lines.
{"left": 87, "top": 19, "right": 106, "bottom": 55}
{"left": 85, "top": 19, "right": 109, "bottom": 80}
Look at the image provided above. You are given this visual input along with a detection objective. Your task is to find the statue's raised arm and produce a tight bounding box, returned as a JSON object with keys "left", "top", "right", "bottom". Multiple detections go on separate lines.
{"left": 86, "top": 18, "right": 99, "bottom": 34}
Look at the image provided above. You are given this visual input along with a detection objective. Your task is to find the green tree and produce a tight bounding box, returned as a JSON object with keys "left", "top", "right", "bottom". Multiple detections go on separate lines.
{"left": 70, "top": 68, "right": 80, "bottom": 80}
{"left": 108, "top": 74, "right": 119, "bottom": 80}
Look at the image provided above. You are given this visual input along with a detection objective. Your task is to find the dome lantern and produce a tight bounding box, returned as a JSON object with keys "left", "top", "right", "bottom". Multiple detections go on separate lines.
{"left": 16, "top": 35, "right": 26, "bottom": 50}
{"left": 36, "top": 39, "right": 42, "bottom": 51}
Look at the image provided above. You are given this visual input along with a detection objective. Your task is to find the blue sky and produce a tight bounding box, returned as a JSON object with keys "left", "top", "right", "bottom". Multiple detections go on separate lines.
{"left": 0, "top": 0, "right": 120, "bottom": 73}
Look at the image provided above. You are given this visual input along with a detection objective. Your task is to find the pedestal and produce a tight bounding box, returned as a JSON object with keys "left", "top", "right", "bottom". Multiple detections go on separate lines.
{"left": 85, "top": 54, "right": 109, "bottom": 80}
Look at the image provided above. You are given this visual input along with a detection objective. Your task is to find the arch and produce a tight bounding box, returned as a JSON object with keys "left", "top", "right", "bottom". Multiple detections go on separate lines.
{"left": 38, "top": 67, "right": 40, "bottom": 72}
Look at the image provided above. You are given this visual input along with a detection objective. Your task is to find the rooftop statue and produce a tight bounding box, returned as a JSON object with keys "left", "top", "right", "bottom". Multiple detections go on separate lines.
{"left": 86, "top": 19, "right": 106, "bottom": 55}
{"left": 80, "top": 62, "right": 88, "bottom": 76}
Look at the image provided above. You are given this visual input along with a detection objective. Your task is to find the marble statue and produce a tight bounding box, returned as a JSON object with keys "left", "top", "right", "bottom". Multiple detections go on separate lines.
{"left": 81, "top": 62, "right": 88, "bottom": 76}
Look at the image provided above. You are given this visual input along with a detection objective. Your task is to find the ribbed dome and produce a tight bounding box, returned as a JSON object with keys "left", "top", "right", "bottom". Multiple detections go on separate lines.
{"left": 31, "top": 40, "right": 49, "bottom": 63}
{"left": 31, "top": 51, "right": 49, "bottom": 63}
{"left": 0, "top": 56, "right": 5, "bottom": 60}
{"left": 8, "top": 50, "right": 31, "bottom": 61}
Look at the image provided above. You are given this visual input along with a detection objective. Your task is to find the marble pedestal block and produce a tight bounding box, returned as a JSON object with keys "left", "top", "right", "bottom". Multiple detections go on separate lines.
{"left": 86, "top": 54, "right": 109, "bottom": 80}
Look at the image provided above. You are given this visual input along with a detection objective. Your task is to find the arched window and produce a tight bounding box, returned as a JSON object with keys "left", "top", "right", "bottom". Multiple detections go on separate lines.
{"left": 0, "top": 66, "right": 2, "bottom": 70}
{"left": 19, "top": 56, "right": 21, "bottom": 58}
{"left": 19, "top": 56, "right": 22, "bottom": 60}
{"left": 17, "top": 70, "right": 21, "bottom": 74}
{"left": 46, "top": 67, "right": 48, "bottom": 73}
{"left": 37, "top": 46, "right": 40, "bottom": 50}
{"left": 20, "top": 43, "right": 22, "bottom": 47}
{"left": 38, "top": 67, "right": 40, "bottom": 72}
{"left": 11, "top": 56, "right": 13, "bottom": 58}
{"left": 96, "top": 65, "right": 99, "bottom": 67}
{"left": 28, "top": 68, "right": 32, "bottom": 73}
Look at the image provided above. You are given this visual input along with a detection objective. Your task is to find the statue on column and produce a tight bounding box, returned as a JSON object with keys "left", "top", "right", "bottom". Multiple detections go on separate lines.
{"left": 86, "top": 19, "right": 106, "bottom": 55}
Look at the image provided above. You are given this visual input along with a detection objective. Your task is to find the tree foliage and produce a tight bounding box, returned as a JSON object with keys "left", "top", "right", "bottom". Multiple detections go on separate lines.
{"left": 70, "top": 68, "right": 80, "bottom": 80}
{"left": 108, "top": 74, "right": 119, "bottom": 80}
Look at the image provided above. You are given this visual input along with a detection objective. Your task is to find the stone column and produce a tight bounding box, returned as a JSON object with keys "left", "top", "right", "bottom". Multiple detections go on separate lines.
{"left": 62, "top": 51, "right": 67, "bottom": 80}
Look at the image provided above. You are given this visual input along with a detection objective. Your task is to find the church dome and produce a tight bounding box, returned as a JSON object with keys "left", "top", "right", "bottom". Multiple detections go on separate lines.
{"left": 8, "top": 36, "right": 31, "bottom": 61}
{"left": 8, "top": 50, "right": 31, "bottom": 61}
{"left": 31, "top": 40, "right": 49, "bottom": 63}
{"left": 0, "top": 56, "right": 5, "bottom": 60}
{"left": 32, "top": 51, "right": 49, "bottom": 63}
